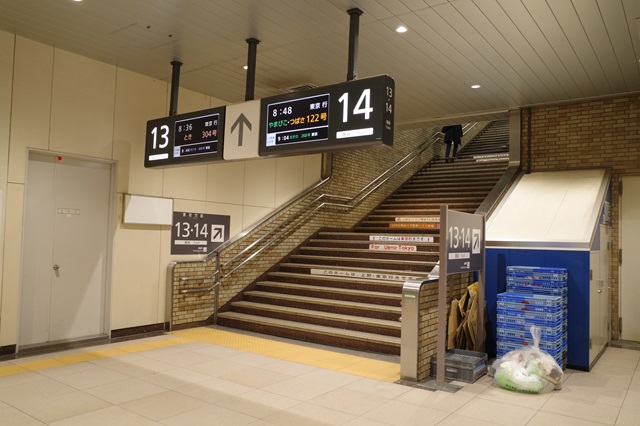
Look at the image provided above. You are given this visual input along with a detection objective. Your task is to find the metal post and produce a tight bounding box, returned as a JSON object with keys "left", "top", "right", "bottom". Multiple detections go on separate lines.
{"left": 476, "top": 214, "right": 486, "bottom": 351}
{"left": 169, "top": 61, "right": 182, "bottom": 116}
{"left": 245, "top": 38, "right": 260, "bottom": 101}
{"left": 346, "top": 8, "right": 363, "bottom": 81}
{"left": 437, "top": 205, "right": 448, "bottom": 385}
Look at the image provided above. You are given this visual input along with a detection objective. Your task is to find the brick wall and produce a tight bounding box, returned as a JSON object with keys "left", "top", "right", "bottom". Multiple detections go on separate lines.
{"left": 170, "top": 123, "right": 487, "bottom": 328}
{"left": 418, "top": 273, "right": 472, "bottom": 380}
{"left": 521, "top": 93, "right": 640, "bottom": 339}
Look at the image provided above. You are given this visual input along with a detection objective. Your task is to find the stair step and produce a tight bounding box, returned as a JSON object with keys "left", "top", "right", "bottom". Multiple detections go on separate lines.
{"left": 229, "top": 301, "right": 400, "bottom": 334}
{"left": 256, "top": 281, "right": 403, "bottom": 304}
{"left": 265, "top": 271, "right": 404, "bottom": 292}
{"left": 288, "top": 254, "right": 433, "bottom": 271}
{"left": 300, "top": 246, "right": 436, "bottom": 259}
{"left": 216, "top": 312, "right": 401, "bottom": 353}
{"left": 244, "top": 290, "right": 402, "bottom": 317}
{"left": 278, "top": 262, "right": 431, "bottom": 280}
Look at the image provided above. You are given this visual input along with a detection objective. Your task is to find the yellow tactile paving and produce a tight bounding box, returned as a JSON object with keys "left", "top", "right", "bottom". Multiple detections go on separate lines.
{"left": 0, "top": 329, "right": 399, "bottom": 383}
{"left": 0, "top": 364, "right": 29, "bottom": 377}
{"left": 17, "top": 358, "right": 66, "bottom": 371}
{"left": 169, "top": 327, "right": 401, "bottom": 382}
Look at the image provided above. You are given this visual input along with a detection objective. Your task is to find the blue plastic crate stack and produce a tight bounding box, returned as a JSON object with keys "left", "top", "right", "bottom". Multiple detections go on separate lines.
{"left": 496, "top": 266, "right": 568, "bottom": 368}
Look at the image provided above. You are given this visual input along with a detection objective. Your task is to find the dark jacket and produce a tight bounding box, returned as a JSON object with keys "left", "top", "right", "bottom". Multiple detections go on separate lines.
{"left": 442, "top": 125, "right": 463, "bottom": 143}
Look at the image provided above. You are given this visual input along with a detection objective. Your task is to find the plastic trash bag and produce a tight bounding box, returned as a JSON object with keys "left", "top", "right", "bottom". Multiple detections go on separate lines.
{"left": 492, "top": 325, "right": 563, "bottom": 394}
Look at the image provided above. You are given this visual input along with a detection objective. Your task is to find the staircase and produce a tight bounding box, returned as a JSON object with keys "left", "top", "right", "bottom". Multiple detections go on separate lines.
{"left": 218, "top": 120, "right": 510, "bottom": 355}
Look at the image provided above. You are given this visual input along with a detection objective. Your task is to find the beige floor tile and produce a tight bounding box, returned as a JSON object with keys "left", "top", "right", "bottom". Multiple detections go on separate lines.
{"left": 559, "top": 369, "right": 631, "bottom": 406}
{"left": 85, "top": 377, "right": 166, "bottom": 404}
{"left": 54, "top": 365, "right": 130, "bottom": 390}
{"left": 435, "top": 413, "right": 499, "bottom": 425}
{"left": 37, "top": 360, "right": 101, "bottom": 378}
{"left": 219, "top": 366, "right": 294, "bottom": 388}
{"left": 542, "top": 393, "right": 621, "bottom": 425}
{"left": 615, "top": 404, "right": 640, "bottom": 426}
{"left": 260, "top": 358, "right": 319, "bottom": 376}
{"left": 455, "top": 398, "right": 537, "bottom": 426}
{"left": 0, "top": 376, "right": 76, "bottom": 405}
{"left": 476, "top": 383, "right": 553, "bottom": 409}
{"left": 343, "top": 376, "right": 411, "bottom": 399}
{"left": 262, "top": 376, "right": 338, "bottom": 401}
{"left": 395, "top": 387, "right": 473, "bottom": 413}
{"left": 48, "top": 405, "right": 160, "bottom": 426}
{"left": 7, "top": 389, "right": 110, "bottom": 423}
{"left": 139, "top": 367, "right": 212, "bottom": 389}
{"left": 300, "top": 368, "right": 361, "bottom": 387}
{"left": 187, "top": 357, "right": 252, "bottom": 377}
{"left": 527, "top": 410, "right": 607, "bottom": 425}
{"left": 262, "top": 401, "right": 356, "bottom": 426}
{"left": 0, "top": 404, "right": 47, "bottom": 425}
{"left": 231, "top": 351, "right": 281, "bottom": 367}
{"left": 215, "top": 389, "right": 299, "bottom": 418}
{"left": 0, "top": 370, "right": 46, "bottom": 389}
{"left": 140, "top": 348, "right": 214, "bottom": 367}
{"left": 118, "top": 390, "right": 209, "bottom": 421}
{"left": 601, "top": 347, "right": 640, "bottom": 362}
{"left": 362, "top": 399, "right": 450, "bottom": 425}
{"left": 629, "top": 373, "right": 640, "bottom": 392}
{"left": 191, "top": 344, "right": 245, "bottom": 358}
{"left": 345, "top": 418, "right": 392, "bottom": 426}
{"left": 174, "top": 376, "right": 254, "bottom": 403}
{"left": 623, "top": 389, "right": 640, "bottom": 407}
{"left": 162, "top": 403, "right": 258, "bottom": 426}
{"left": 308, "top": 387, "right": 391, "bottom": 416}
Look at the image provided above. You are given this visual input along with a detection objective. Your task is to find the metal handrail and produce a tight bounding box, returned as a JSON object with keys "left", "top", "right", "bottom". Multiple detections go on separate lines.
{"left": 221, "top": 123, "right": 477, "bottom": 277}
{"left": 173, "top": 123, "right": 477, "bottom": 292}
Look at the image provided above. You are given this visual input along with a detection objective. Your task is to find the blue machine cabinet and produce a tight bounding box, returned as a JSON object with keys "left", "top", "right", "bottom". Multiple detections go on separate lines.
{"left": 485, "top": 248, "right": 590, "bottom": 370}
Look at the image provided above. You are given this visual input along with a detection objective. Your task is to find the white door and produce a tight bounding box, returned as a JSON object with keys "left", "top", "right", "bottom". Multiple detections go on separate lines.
{"left": 620, "top": 176, "right": 640, "bottom": 341}
{"left": 20, "top": 152, "right": 112, "bottom": 347}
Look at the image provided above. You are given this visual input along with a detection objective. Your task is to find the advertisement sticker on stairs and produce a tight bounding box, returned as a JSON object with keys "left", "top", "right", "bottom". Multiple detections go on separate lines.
{"left": 369, "top": 244, "right": 417, "bottom": 252}
{"left": 369, "top": 235, "right": 434, "bottom": 243}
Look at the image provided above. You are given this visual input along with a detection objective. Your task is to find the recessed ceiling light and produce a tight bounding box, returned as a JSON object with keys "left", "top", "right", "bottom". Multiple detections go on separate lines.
{"left": 471, "top": 84, "right": 481, "bottom": 89}
{"left": 396, "top": 25, "right": 408, "bottom": 33}
{"left": 243, "top": 65, "right": 248, "bottom": 70}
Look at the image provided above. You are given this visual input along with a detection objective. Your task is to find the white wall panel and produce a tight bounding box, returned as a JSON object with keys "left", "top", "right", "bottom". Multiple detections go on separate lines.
{"left": 49, "top": 49, "right": 116, "bottom": 158}
{"left": 207, "top": 162, "right": 245, "bottom": 205}
{"left": 8, "top": 37, "right": 53, "bottom": 184}
{"left": 113, "top": 68, "right": 167, "bottom": 196}
{"left": 111, "top": 194, "right": 163, "bottom": 330}
{"left": 275, "top": 156, "right": 305, "bottom": 207}
{"left": 244, "top": 158, "right": 277, "bottom": 208}
{"left": 0, "top": 184, "right": 23, "bottom": 346}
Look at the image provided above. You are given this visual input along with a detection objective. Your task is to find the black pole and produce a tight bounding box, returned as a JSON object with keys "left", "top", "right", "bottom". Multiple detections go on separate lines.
{"left": 346, "top": 8, "right": 363, "bottom": 81}
{"left": 245, "top": 38, "right": 260, "bottom": 101}
{"left": 169, "top": 61, "right": 182, "bottom": 116}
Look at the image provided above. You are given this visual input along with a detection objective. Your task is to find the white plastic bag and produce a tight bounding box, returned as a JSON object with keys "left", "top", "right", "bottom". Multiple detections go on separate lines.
{"left": 493, "top": 325, "right": 563, "bottom": 394}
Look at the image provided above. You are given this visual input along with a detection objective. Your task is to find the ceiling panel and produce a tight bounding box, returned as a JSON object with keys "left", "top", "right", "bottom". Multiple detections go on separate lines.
{"left": 0, "top": 0, "right": 637, "bottom": 128}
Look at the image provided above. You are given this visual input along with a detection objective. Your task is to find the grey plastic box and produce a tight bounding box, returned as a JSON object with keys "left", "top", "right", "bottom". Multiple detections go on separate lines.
{"left": 430, "top": 349, "right": 488, "bottom": 383}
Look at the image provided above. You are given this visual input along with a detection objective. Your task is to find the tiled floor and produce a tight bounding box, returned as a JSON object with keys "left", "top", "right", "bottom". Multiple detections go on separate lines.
{"left": 0, "top": 327, "right": 638, "bottom": 425}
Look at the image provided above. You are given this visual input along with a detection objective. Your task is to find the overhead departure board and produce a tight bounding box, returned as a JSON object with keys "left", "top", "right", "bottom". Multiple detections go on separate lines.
{"left": 259, "top": 74, "right": 394, "bottom": 156}
{"left": 144, "top": 106, "right": 225, "bottom": 168}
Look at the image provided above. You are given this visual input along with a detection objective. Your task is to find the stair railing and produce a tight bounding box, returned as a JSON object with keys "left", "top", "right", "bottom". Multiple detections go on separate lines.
{"left": 169, "top": 123, "right": 478, "bottom": 328}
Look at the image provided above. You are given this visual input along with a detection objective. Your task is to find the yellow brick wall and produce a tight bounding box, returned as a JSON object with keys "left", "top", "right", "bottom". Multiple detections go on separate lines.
{"left": 170, "top": 123, "right": 487, "bottom": 328}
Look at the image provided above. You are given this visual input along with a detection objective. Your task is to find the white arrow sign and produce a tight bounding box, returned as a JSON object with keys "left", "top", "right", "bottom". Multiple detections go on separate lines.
{"left": 223, "top": 100, "right": 261, "bottom": 160}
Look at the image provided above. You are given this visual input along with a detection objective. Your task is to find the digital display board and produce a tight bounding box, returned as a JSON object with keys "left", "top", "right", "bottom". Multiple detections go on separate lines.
{"left": 144, "top": 106, "right": 225, "bottom": 168}
{"left": 259, "top": 74, "right": 394, "bottom": 156}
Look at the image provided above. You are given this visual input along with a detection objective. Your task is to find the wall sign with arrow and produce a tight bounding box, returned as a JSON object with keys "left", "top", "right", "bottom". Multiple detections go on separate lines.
{"left": 171, "top": 211, "right": 231, "bottom": 255}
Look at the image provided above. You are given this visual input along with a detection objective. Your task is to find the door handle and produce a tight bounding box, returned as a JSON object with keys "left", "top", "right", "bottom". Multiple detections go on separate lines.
{"left": 53, "top": 264, "right": 60, "bottom": 271}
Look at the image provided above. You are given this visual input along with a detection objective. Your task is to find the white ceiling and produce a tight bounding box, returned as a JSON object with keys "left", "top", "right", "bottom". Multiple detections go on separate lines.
{"left": 0, "top": 0, "right": 639, "bottom": 128}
